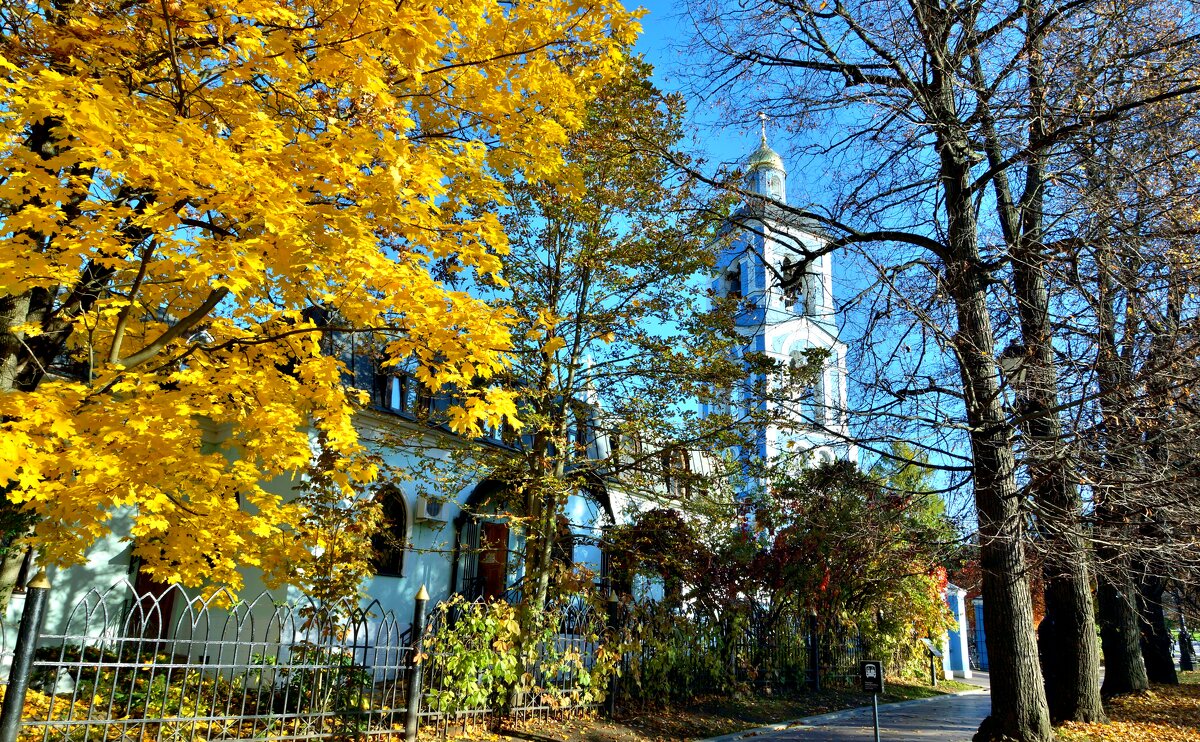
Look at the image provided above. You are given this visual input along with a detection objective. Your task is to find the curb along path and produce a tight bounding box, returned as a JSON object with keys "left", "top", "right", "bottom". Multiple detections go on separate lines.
{"left": 700, "top": 689, "right": 992, "bottom": 742}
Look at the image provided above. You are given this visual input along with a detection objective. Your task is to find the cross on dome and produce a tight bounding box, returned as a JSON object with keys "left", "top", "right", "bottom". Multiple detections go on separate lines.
{"left": 745, "top": 112, "right": 786, "bottom": 200}
{"left": 746, "top": 114, "right": 785, "bottom": 174}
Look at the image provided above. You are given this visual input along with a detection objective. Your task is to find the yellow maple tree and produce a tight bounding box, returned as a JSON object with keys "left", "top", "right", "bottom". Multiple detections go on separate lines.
{"left": 0, "top": 0, "right": 640, "bottom": 597}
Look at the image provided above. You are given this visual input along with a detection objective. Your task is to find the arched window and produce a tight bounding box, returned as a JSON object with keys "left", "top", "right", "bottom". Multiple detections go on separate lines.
{"left": 781, "top": 257, "right": 804, "bottom": 311}
{"left": 725, "top": 262, "right": 743, "bottom": 298}
{"left": 660, "top": 448, "right": 691, "bottom": 498}
{"left": 371, "top": 486, "right": 409, "bottom": 577}
{"left": 812, "top": 369, "right": 827, "bottom": 424}
{"left": 767, "top": 173, "right": 782, "bottom": 198}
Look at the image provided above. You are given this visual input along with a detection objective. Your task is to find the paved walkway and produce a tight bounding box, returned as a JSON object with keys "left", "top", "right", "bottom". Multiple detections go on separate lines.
{"left": 957, "top": 671, "right": 991, "bottom": 689}
{"left": 704, "top": 689, "right": 991, "bottom": 742}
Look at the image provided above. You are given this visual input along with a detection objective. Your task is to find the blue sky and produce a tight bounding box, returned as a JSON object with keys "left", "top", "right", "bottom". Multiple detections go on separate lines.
{"left": 629, "top": 1, "right": 850, "bottom": 248}
{"left": 628, "top": 4, "right": 977, "bottom": 522}
{"left": 632, "top": 2, "right": 766, "bottom": 175}
{"left": 630, "top": 1, "right": 857, "bottom": 215}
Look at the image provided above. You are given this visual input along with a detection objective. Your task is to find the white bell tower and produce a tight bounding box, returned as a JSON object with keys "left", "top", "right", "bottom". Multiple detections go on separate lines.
{"left": 706, "top": 118, "right": 855, "bottom": 466}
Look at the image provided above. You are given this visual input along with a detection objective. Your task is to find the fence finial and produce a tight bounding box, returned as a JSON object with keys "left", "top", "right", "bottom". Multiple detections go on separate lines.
{"left": 27, "top": 569, "right": 50, "bottom": 590}
{"left": 416, "top": 584, "right": 429, "bottom": 600}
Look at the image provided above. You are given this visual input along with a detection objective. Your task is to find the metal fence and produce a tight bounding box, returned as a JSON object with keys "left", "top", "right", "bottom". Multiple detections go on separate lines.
{"left": 507, "top": 599, "right": 606, "bottom": 719}
{"left": 734, "top": 610, "right": 811, "bottom": 690}
{"left": 822, "top": 625, "right": 867, "bottom": 684}
{"left": 414, "top": 595, "right": 610, "bottom": 738}
{"left": 0, "top": 581, "right": 872, "bottom": 742}
{"left": 613, "top": 601, "right": 866, "bottom": 704}
{"left": 617, "top": 603, "right": 748, "bottom": 701}
{"left": 0, "top": 581, "right": 617, "bottom": 742}
{"left": 3, "top": 580, "right": 415, "bottom": 742}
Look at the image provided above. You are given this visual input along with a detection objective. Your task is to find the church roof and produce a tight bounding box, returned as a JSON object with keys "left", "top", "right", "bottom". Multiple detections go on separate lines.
{"left": 731, "top": 200, "right": 830, "bottom": 238}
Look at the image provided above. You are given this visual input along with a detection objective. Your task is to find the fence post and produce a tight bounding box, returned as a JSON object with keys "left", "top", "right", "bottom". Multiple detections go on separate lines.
{"left": 807, "top": 611, "right": 820, "bottom": 692}
{"left": 0, "top": 570, "right": 50, "bottom": 742}
{"left": 606, "top": 592, "right": 619, "bottom": 718}
{"left": 403, "top": 585, "right": 429, "bottom": 742}
{"left": 728, "top": 616, "right": 738, "bottom": 689}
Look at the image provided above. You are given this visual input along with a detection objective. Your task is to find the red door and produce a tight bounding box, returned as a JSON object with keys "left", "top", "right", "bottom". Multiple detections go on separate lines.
{"left": 478, "top": 522, "right": 509, "bottom": 599}
{"left": 132, "top": 566, "right": 177, "bottom": 642}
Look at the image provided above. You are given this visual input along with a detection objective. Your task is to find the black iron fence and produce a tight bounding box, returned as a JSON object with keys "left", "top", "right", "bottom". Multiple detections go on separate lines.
{"left": 0, "top": 580, "right": 619, "bottom": 742}
{"left": 0, "top": 580, "right": 871, "bottom": 742}
{"left": 613, "top": 601, "right": 865, "bottom": 705}
{"left": 415, "top": 596, "right": 610, "bottom": 737}
{"left": 733, "top": 610, "right": 810, "bottom": 690}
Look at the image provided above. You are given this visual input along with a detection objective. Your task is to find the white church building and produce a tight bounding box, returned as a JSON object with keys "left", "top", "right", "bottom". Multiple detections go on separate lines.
{"left": 346, "top": 130, "right": 860, "bottom": 622}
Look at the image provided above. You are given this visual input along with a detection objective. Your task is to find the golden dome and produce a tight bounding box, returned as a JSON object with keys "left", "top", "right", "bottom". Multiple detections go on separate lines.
{"left": 747, "top": 135, "right": 786, "bottom": 173}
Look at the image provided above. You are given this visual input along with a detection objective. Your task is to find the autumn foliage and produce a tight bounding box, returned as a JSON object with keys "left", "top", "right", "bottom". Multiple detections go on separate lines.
{"left": 1058, "top": 673, "right": 1200, "bottom": 742}
{"left": 752, "top": 461, "right": 952, "bottom": 665}
{"left": 0, "top": 0, "right": 639, "bottom": 594}
{"left": 609, "top": 460, "right": 953, "bottom": 679}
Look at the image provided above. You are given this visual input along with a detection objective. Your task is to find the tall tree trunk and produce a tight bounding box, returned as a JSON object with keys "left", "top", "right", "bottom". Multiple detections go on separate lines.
{"left": 935, "top": 132, "right": 1052, "bottom": 742}
{"left": 1089, "top": 196, "right": 1150, "bottom": 698}
{"left": 1133, "top": 272, "right": 1183, "bottom": 687}
{"left": 1097, "top": 570, "right": 1150, "bottom": 695}
{"left": 1179, "top": 590, "right": 1195, "bottom": 672}
{"left": 1037, "top": 564, "right": 1104, "bottom": 721}
{"left": 1010, "top": 198, "right": 1105, "bottom": 720}
{"left": 971, "top": 26, "right": 1105, "bottom": 718}
{"left": 1137, "top": 573, "right": 1179, "bottom": 684}
{"left": 1007, "top": 148, "right": 1105, "bottom": 726}
{"left": 1037, "top": 561, "right": 1103, "bottom": 718}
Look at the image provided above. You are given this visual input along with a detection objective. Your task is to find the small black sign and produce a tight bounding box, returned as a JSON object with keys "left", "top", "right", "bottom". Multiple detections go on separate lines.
{"left": 920, "top": 638, "right": 944, "bottom": 658}
{"left": 860, "top": 660, "right": 885, "bottom": 694}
